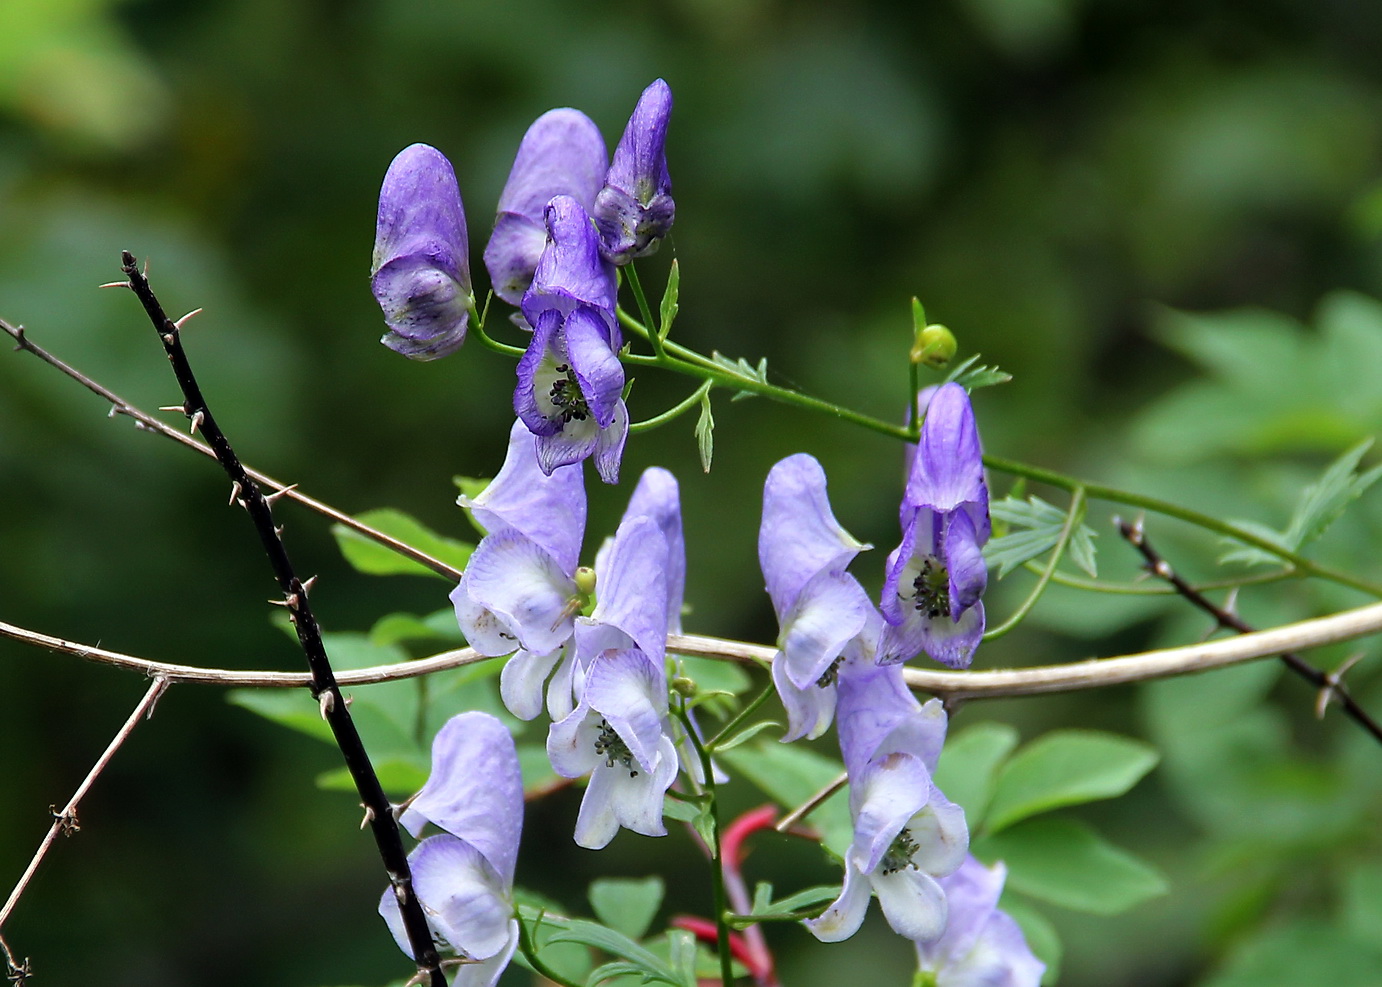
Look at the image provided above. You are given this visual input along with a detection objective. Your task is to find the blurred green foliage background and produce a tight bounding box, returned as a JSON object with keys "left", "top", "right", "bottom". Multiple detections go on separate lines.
{"left": 3, "top": 0, "right": 1382, "bottom": 984}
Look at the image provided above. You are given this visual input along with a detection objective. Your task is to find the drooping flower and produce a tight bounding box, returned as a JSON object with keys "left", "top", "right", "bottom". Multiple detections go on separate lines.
{"left": 807, "top": 661, "right": 969, "bottom": 945}
{"left": 484, "top": 108, "right": 608, "bottom": 305}
{"left": 547, "top": 648, "right": 680, "bottom": 849}
{"left": 371, "top": 143, "right": 473, "bottom": 359}
{"left": 593, "top": 79, "right": 675, "bottom": 264}
{"left": 515, "top": 196, "right": 626, "bottom": 483}
{"left": 914, "top": 856, "right": 1045, "bottom": 987}
{"left": 880, "top": 382, "right": 990, "bottom": 668}
{"left": 379, "top": 712, "right": 522, "bottom": 986}
{"left": 450, "top": 420, "right": 588, "bottom": 721}
{"left": 759, "top": 454, "right": 878, "bottom": 740}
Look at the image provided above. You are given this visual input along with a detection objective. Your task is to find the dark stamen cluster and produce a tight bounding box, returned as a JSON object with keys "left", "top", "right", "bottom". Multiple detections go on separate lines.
{"left": 548, "top": 363, "right": 590, "bottom": 424}
{"left": 911, "top": 556, "right": 950, "bottom": 619}
{"left": 816, "top": 656, "right": 844, "bottom": 689}
{"left": 593, "top": 718, "right": 638, "bottom": 777}
{"left": 880, "top": 828, "right": 921, "bottom": 875}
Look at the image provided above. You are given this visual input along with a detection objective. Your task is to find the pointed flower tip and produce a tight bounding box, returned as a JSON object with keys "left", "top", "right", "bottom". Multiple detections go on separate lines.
{"left": 595, "top": 80, "right": 675, "bottom": 264}
{"left": 371, "top": 143, "right": 473, "bottom": 360}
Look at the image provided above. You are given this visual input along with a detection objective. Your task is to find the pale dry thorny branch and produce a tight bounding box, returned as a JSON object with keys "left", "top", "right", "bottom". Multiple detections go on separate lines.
{"left": 6, "top": 603, "right": 1382, "bottom": 698}
{"left": 0, "top": 676, "right": 170, "bottom": 975}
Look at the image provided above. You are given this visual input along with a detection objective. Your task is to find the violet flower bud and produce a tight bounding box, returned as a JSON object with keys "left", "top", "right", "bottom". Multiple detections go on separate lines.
{"left": 484, "top": 108, "right": 608, "bottom": 305}
{"left": 371, "top": 143, "right": 473, "bottom": 360}
{"left": 594, "top": 79, "right": 675, "bottom": 264}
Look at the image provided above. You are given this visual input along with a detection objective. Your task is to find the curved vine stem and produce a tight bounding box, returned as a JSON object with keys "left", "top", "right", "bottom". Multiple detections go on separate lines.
{"left": 985, "top": 487, "right": 1085, "bottom": 641}
{"left": 630, "top": 378, "right": 714, "bottom": 433}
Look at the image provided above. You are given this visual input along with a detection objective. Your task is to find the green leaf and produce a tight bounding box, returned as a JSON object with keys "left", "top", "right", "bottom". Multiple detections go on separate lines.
{"left": 974, "top": 816, "right": 1168, "bottom": 914}
{"left": 694, "top": 389, "right": 714, "bottom": 473}
{"left": 1222, "top": 439, "right": 1382, "bottom": 565}
{"left": 227, "top": 690, "right": 333, "bottom": 744}
{"left": 709, "top": 351, "right": 769, "bottom": 400}
{"left": 330, "top": 508, "right": 472, "bottom": 579}
{"left": 729, "top": 882, "right": 839, "bottom": 926}
{"left": 984, "top": 730, "right": 1158, "bottom": 835}
{"left": 367, "top": 611, "right": 460, "bottom": 647}
{"left": 658, "top": 259, "right": 680, "bottom": 338}
{"left": 1200, "top": 919, "right": 1382, "bottom": 987}
{"left": 985, "top": 494, "right": 1098, "bottom": 578}
{"left": 719, "top": 741, "right": 852, "bottom": 856}
{"left": 943, "top": 353, "right": 1013, "bottom": 390}
{"left": 711, "top": 719, "right": 781, "bottom": 753}
{"left": 589, "top": 877, "right": 665, "bottom": 941}
{"left": 544, "top": 918, "right": 686, "bottom": 986}
{"left": 315, "top": 759, "right": 426, "bottom": 794}
{"left": 933, "top": 721, "right": 1020, "bottom": 827}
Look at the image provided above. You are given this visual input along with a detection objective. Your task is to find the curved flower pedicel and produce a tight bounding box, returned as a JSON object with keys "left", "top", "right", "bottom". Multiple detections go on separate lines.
{"left": 914, "top": 856, "right": 1045, "bottom": 987}
{"left": 759, "top": 454, "right": 878, "bottom": 740}
{"left": 808, "top": 661, "right": 969, "bottom": 945}
{"left": 371, "top": 143, "right": 473, "bottom": 360}
{"left": 881, "top": 382, "right": 991, "bottom": 668}
{"left": 516, "top": 196, "right": 627, "bottom": 484}
{"left": 379, "top": 712, "right": 523, "bottom": 986}
{"left": 450, "top": 420, "right": 588, "bottom": 721}
{"left": 594, "top": 79, "right": 675, "bottom": 264}
{"left": 484, "top": 108, "right": 608, "bottom": 305}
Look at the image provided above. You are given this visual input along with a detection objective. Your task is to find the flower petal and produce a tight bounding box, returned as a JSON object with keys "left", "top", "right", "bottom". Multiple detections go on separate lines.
{"left": 581, "top": 514, "right": 669, "bottom": 663}
{"left": 398, "top": 713, "right": 524, "bottom": 884}
{"left": 849, "top": 752, "right": 932, "bottom": 875}
{"left": 500, "top": 647, "right": 567, "bottom": 721}
{"left": 584, "top": 650, "right": 668, "bottom": 771}
{"left": 872, "top": 864, "right": 948, "bottom": 943}
{"left": 779, "top": 569, "right": 873, "bottom": 690}
{"left": 907, "top": 383, "right": 985, "bottom": 514}
{"left": 771, "top": 652, "right": 838, "bottom": 742}
{"left": 760, "top": 454, "right": 869, "bottom": 617}
{"left": 453, "top": 530, "right": 578, "bottom": 656}
{"left": 804, "top": 860, "right": 872, "bottom": 943}
{"left": 623, "top": 467, "right": 686, "bottom": 633}
{"left": 379, "top": 835, "right": 514, "bottom": 965}
{"left": 575, "top": 733, "right": 678, "bottom": 848}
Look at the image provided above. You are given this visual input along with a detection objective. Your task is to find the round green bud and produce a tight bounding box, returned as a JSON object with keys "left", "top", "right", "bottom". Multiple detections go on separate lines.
{"left": 574, "top": 565, "right": 597, "bottom": 597}
{"left": 911, "top": 323, "right": 957, "bottom": 367}
{"left": 671, "top": 676, "right": 697, "bottom": 698}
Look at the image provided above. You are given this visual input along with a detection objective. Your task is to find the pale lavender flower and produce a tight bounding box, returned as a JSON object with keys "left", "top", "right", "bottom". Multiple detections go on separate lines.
{"left": 484, "top": 108, "right": 608, "bottom": 305}
{"left": 547, "top": 648, "right": 680, "bottom": 849}
{"left": 915, "top": 857, "right": 1045, "bottom": 987}
{"left": 450, "top": 420, "right": 587, "bottom": 721}
{"left": 379, "top": 712, "right": 522, "bottom": 985}
{"left": 594, "top": 79, "right": 675, "bottom": 264}
{"left": 515, "top": 196, "right": 626, "bottom": 484}
{"left": 880, "top": 383, "right": 990, "bottom": 668}
{"left": 371, "top": 143, "right": 473, "bottom": 359}
{"left": 759, "top": 454, "right": 878, "bottom": 740}
{"left": 807, "top": 662, "right": 969, "bottom": 944}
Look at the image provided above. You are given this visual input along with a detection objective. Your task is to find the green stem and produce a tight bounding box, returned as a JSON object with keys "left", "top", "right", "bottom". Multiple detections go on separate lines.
{"left": 984, "top": 454, "right": 1382, "bottom": 598}
{"left": 629, "top": 379, "right": 714, "bottom": 433}
{"left": 469, "top": 309, "right": 526, "bottom": 359}
{"left": 516, "top": 912, "right": 583, "bottom": 987}
{"left": 625, "top": 264, "right": 666, "bottom": 361}
{"left": 675, "top": 704, "right": 735, "bottom": 987}
{"left": 985, "top": 487, "right": 1085, "bottom": 640}
{"left": 704, "top": 682, "right": 777, "bottom": 751}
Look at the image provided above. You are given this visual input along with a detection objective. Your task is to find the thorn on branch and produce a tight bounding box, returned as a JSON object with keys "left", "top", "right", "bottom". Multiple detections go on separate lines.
{"left": 188, "top": 410, "right": 205, "bottom": 435}
{"left": 173, "top": 308, "right": 203, "bottom": 330}
{"left": 228, "top": 481, "right": 243, "bottom": 507}
{"left": 98, "top": 279, "right": 131, "bottom": 289}
{"left": 1316, "top": 652, "right": 1365, "bottom": 719}
{"left": 265, "top": 483, "right": 299, "bottom": 504}
{"left": 360, "top": 804, "right": 375, "bottom": 829}
{"left": 319, "top": 691, "right": 335, "bottom": 719}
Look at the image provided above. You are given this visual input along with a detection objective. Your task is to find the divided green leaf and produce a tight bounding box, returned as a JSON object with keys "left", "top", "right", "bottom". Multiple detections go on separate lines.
{"left": 943, "top": 352, "right": 1013, "bottom": 390}
{"left": 933, "top": 721, "right": 1020, "bottom": 827}
{"left": 709, "top": 351, "right": 769, "bottom": 400}
{"left": 659, "top": 259, "right": 680, "bottom": 338}
{"left": 985, "top": 495, "right": 1099, "bottom": 578}
{"left": 695, "top": 390, "right": 714, "bottom": 473}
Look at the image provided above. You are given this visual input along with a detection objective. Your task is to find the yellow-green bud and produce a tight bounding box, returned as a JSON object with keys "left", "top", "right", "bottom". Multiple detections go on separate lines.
{"left": 671, "top": 676, "right": 697, "bottom": 698}
{"left": 574, "top": 565, "right": 597, "bottom": 597}
{"left": 912, "top": 323, "right": 957, "bottom": 368}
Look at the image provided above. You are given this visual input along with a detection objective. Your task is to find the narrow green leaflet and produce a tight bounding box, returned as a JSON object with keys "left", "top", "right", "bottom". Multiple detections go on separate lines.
{"left": 728, "top": 882, "right": 839, "bottom": 926}
{"left": 589, "top": 877, "right": 665, "bottom": 941}
{"left": 1222, "top": 439, "right": 1382, "bottom": 566}
{"left": 709, "top": 351, "right": 769, "bottom": 400}
{"left": 933, "top": 721, "right": 1020, "bottom": 827}
{"left": 942, "top": 352, "right": 1013, "bottom": 391}
{"left": 975, "top": 816, "right": 1167, "bottom": 914}
{"left": 544, "top": 918, "right": 692, "bottom": 987}
{"left": 985, "top": 494, "right": 1099, "bottom": 579}
{"left": 984, "top": 730, "right": 1158, "bottom": 835}
{"left": 658, "top": 259, "right": 680, "bottom": 338}
{"left": 694, "top": 389, "right": 714, "bottom": 473}
{"left": 330, "top": 507, "right": 473, "bottom": 578}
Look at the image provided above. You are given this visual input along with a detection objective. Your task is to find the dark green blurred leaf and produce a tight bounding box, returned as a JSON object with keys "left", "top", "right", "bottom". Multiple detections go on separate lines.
{"left": 1200, "top": 919, "right": 1382, "bottom": 987}
{"left": 330, "top": 508, "right": 473, "bottom": 578}
{"left": 975, "top": 816, "right": 1168, "bottom": 914}
{"left": 589, "top": 876, "right": 664, "bottom": 941}
{"left": 933, "top": 721, "right": 1020, "bottom": 827}
{"left": 544, "top": 918, "right": 690, "bottom": 987}
{"left": 984, "top": 730, "right": 1158, "bottom": 835}
{"left": 719, "top": 741, "right": 853, "bottom": 856}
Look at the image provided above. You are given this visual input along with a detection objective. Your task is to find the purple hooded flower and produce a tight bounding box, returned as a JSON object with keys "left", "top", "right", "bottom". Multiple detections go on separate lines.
{"left": 880, "top": 383, "right": 990, "bottom": 669}
{"left": 371, "top": 143, "right": 473, "bottom": 360}
{"left": 807, "top": 662, "right": 969, "bottom": 945}
{"left": 594, "top": 79, "right": 675, "bottom": 264}
{"left": 915, "top": 857, "right": 1045, "bottom": 987}
{"left": 484, "top": 108, "right": 608, "bottom": 305}
{"left": 515, "top": 196, "right": 626, "bottom": 484}
{"left": 450, "top": 420, "right": 588, "bottom": 721}
{"left": 379, "top": 712, "right": 522, "bottom": 986}
{"left": 759, "top": 454, "right": 879, "bottom": 741}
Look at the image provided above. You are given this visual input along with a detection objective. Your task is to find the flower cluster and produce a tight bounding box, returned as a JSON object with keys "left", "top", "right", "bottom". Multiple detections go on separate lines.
{"left": 369, "top": 80, "right": 675, "bottom": 484}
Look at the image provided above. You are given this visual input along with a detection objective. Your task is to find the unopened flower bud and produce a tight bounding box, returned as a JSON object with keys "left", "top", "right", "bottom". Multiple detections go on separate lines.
{"left": 671, "top": 676, "right": 696, "bottom": 698}
{"left": 574, "top": 565, "right": 597, "bottom": 597}
{"left": 911, "top": 323, "right": 957, "bottom": 368}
